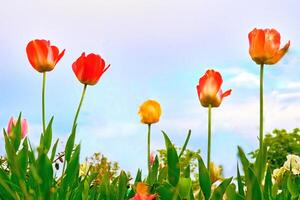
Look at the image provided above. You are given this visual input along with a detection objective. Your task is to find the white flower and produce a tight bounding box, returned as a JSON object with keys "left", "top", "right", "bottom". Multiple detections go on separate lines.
{"left": 272, "top": 167, "right": 286, "bottom": 184}
{"left": 283, "top": 154, "right": 300, "bottom": 175}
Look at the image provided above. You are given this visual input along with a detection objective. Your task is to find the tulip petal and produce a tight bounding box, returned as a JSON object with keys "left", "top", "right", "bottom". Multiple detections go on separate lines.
{"left": 222, "top": 89, "right": 232, "bottom": 98}
{"left": 265, "top": 40, "right": 290, "bottom": 65}
{"left": 264, "top": 29, "right": 280, "bottom": 58}
{"left": 249, "top": 29, "right": 266, "bottom": 64}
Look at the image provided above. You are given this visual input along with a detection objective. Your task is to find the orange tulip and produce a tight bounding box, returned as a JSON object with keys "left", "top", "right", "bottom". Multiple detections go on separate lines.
{"left": 130, "top": 183, "right": 156, "bottom": 200}
{"left": 196, "top": 69, "right": 231, "bottom": 108}
{"left": 138, "top": 100, "right": 162, "bottom": 124}
{"left": 26, "top": 39, "right": 65, "bottom": 72}
{"left": 248, "top": 28, "right": 290, "bottom": 65}
{"left": 72, "top": 53, "right": 110, "bottom": 85}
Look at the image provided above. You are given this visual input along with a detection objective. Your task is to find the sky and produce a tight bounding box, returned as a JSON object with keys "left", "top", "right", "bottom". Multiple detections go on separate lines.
{"left": 0, "top": 0, "right": 300, "bottom": 177}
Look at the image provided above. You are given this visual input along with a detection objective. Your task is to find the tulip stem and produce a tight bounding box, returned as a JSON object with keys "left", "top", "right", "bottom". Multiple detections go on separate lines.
{"left": 72, "top": 84, "right": 87, "bottom": 132}
{"left": 42, "top": 72, "right": 46, "bottom": 133}
{"left": 259, "top": 64, "right": 264, "bottom": 151}
{"left": 147, "top": 124, "right": 151, "bottom": 174}
{"left": 207, "top": 104, "right": 212, "bottom": 172}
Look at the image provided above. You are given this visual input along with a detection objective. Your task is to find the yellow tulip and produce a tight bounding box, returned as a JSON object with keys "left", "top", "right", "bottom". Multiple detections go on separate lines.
{"left": 138, "top": 100, "right": 162, "bottom": 124}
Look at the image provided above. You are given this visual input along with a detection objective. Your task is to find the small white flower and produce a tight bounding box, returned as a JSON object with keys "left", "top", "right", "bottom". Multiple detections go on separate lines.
{"left": 283, "top": 154, "right": 300, "bottom": 175}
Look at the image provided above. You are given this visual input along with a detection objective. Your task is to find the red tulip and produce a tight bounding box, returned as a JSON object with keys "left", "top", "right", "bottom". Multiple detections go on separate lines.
{"left": 130, "top": 183, "right": 156, "bottom": 200}
{"left": 196, "top": 69, "right": 231, "bottom": 107}
{"left": 248, "top": 28, "right": 290, "bottom": 65}
{"left": 72, "top": 53, "right": 110, "bottom": 85}
{"left": 26, "top": 39, "right": 65, "bottom": 72}
{"left": 7, "top": 117, "right": 28, "bottom": 138}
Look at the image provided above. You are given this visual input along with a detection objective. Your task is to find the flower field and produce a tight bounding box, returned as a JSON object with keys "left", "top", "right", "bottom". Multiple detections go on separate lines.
{"left": 1, "top": 26, "right": 299, "bottom": 200}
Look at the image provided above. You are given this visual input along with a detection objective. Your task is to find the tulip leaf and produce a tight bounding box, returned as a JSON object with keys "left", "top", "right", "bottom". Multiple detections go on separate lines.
{"left": 134, "top": 169, "right": 142, "bottom": 184}
{"left": 178, "top": 177, "right": 192, "bottom": 199}
{"left": 65, "top": 125, "right": 77, "bottom": 163}
{"left": 37, "top": 152, "right": 53, "bottom": 198}
{"left": 147, "top": 155, "right": 159, "bottom": 185}
{"left": 245, "top": 167, "right": 263, "bottom": 200}
{"left": 226, "top": 184, "right": 245, "bottom": 200}
{"left": 287, "top": 174, "right": 300, "bottom": 198}
{"left": 156, "top": 182, "right": 179, "bottom": 200}
{"left": 254, "top": 144, "right": 267, "bottom": 184}
{"left": 263, "top": 166, "right": 273, "bottom": 200}
{"left": 237, "top": 163, "right": 245, "bottom": 197}
{"left": 179, "top": 129, "right": 191, "bottom": 158}
{"left": 117, "top": 171, "right": 127, "bottom": 200}
{"left": 211, "top": 177, "right": 233, "bottom": 200}
{"left": 50, "top": 138, "right": 59, "bottom": 162}
{"left": 197, "top": 155, "right": 211, "bottom": 200}
{"left": 162, "top": 131, "right": 180, "bottom": 187}
{"left": 43, "top": 117, "right": 54, "bottom": 154}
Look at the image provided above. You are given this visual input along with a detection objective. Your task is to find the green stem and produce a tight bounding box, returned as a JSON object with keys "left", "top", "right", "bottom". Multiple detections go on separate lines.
{"left": 42, "top": 72, "right": 46, "bottom": 133}
{"left": 71, "top": 84, "right": 87, "bottom": 132}
{"left": 207, "top": 104, "right": 212, "bottom": 172}
{"left": 147, "top": 124, "right": 151, "bottom": 174}
{"left": 259, "top": 64, "right": 264, "bottom": 151}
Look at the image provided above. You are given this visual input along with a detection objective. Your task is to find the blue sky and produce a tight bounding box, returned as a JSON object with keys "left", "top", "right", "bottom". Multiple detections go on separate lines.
{"left": 0, "top": 0, "right": 300, "bottom": 177}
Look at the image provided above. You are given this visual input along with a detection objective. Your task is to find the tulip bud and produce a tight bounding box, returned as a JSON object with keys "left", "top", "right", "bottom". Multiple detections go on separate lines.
{"left": 72, "top": 53, "right": 110, "bottom": 85}
{"left": 209, "top": 162, "right": 223, "bottom": 183}
{"left": 196, "top": 70, "right": 231, "bottom": 108}
{"left": 248, "top": 28, "right": 290, "bottom": 65}
{"left": 26, "top": 39, "right": 65, "bottom": 72}
{"left": 7, "top": 117, "right": 28, "bottom": 138}
{"left": 138, "top": 100, "right": 162, "bottom": 125}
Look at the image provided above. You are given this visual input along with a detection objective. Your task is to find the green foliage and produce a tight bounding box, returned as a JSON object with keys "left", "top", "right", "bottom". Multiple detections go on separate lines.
{"left": 250, "top": 128, "right": 300, "bottom": 171}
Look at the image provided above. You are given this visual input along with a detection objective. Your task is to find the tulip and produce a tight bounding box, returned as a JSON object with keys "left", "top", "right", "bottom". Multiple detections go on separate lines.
{"left": 196, "top": 69, "right": 231, "bottom": 108}
{"left": 72, "top": 53, "right": 110, "bottom": 86}
{"left": 130, "top": 183, "right": 156, "bottom": 200}
{"left": 209, "top": 162, "right": 223, "bottom": 183}
{"left": 70, "top": 52, "right": 110, "bottom": 132}
{"left": 248, "top": 28, "right": 290, "bottom": 166}
{"left": 26, "top": 39, "right": 65, "bottom": 73}
{"left": 7, "top": 117, "right": 28, "bottom": 138}
{"left": 138, "top": 100, "right": 161, "bottom": 125}
{"left": 138, "top": 100, "right": 162, "bottom": 174}
{"left": 26, "top": 39, "right": 65, "bottom": 133}
{"left": 248, "top": 28, "right": 290, "bottom": 65}
{"left": 196, "top": 69, "right": 231, "bottom": 171}
{"left": 150, "top": 152, "right": 155, "bottom": 167}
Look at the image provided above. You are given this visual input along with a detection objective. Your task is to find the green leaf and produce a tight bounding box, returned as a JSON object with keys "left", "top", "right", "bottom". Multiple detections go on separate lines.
{"left": 65, "top": 125, "right": 77, "bottom": 163}
{"left": 158, "top": 166, "right": 168, "bottom": 183}
{"left": 117, "top": 171, "right": 127, "bottom": 200}
{"left": 147, "top": 155, "right": 159, "bottom": 185}
{"left": 254, "top": 144, "right": 267, "bottom": 184}
{"left": 162, "top": 131, "right": 180, "bottom": 187}
{"left": 183, "top": 164, "right": 191, "bottom": 178}
{"left": 134, "top": 169, "right": 142, "bottom": 184}
{"left": 263, "top": 166, "right": 273, "bottom": 200}
{"left": 211, "top": 177, "right": 233, "bottom": 200}
{"left": 50, "top": 138, "right": 59, "bottom": 162}
{"left": 238, "top": 146, "right": 250, "bottom": 176}
{"left": 179, "top": 129, "right": 191, "bottom": 158}
{"left": 156, "top": 182, "right": 178, "bottom": 200}
{"left": 17, "top": 138, "right": 28, "bottom": 180}
{"left": 226, "top": 184, "right": 245, "bottom": 200}
{"left": 37, "top": 152, "right": 53, "bottom": 198}
{"left": 237, "top": 163, "right": 245, "bottom": 197}
{"left": 43, "top": 117, "right": 54, "bottom": 154}
{"left": 64, "top": 144, "right": 80, "bottom": 189}
{"left": 287, "top": 174, "right": 300, "bottom": 198}
{"left": 12, "top": 114, "right": 22, "bottom": 152}
{"left": 197, "top": 155, "right": 211, "bottom": 200}
{"left": 245, "top": 167, "right": 263, "bottom": 200}
{"left": 178, "top": 177, "right": 192, "bottom": 199}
